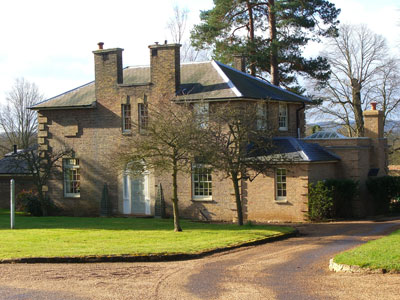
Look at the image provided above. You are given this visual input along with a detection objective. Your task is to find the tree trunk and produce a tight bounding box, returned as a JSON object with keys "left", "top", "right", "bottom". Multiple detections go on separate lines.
{"left": 232, "top": 175, "right": 243, "bottom": 226}
{"left": 351, "top": 78, "right": 364, "bottom": 137}
{"left": 268, "top": 0, "right": 279, "bottom": 86}
{"left": 172, "top": 159, "right": 182, "bottom": 232}
{"left": 37, "top": 186, "right": 48, "bottom": 216}
{"left": 246, "top": 0, "right": 256, "bottom": 76}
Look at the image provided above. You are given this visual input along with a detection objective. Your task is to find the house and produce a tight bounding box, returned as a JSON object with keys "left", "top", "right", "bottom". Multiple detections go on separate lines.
{"left": 30, "top": 42, "right": 387, "bottom": 222}
{"left": 0, "top": 146, "right": 33, "bottom": 208}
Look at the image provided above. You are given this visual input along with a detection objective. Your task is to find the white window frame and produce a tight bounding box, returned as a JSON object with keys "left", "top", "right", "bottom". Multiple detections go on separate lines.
{"left": 275, "top": 168, "right": 287, "bottom": 202}
{"left": 138, "top": 102, "right": 148, "bottom": 133}
{"left": 192, "top": 164, "right": 212, "bottom": 201}
{"left": 194, "top": 102, "right": 209, "bottom": 129}
{"left": 122, "top": 103, "right": 131, "bottom": 133}
{"left": 256, "top": 102, "right": 268, "bottom": 130}
{"left": 278, "top": 103, "right": 288, "bottom": 131}
{"left": 63, "top": 158, "right": 80, "bottom": 198}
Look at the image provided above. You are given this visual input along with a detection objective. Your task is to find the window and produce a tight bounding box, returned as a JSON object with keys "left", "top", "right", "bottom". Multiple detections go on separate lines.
{"left": 194, "top": 102, "right": 209, "bottom": 128}
{"left": 138, "top": 103, "right": 148, "bottom": 132}
{"left": 256, "top": 102, "right": 268, "bottom": 130}
{"left": 278, "top": 103, "right": 288, "bottom": 131}
{"left": 122, "top": 100, "right": 131, "bottom": 132}
{"left": 192, "top": 164, "right": 212, "bottom": 200}
{"left": 276, "top": 168, "right": 287, "bottom": 201}
{"left": 64, "top": 158, "right": 80, "bottom": 198}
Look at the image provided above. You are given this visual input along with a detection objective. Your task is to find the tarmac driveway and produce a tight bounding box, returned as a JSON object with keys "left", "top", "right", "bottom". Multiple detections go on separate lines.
{"left": 1, "top": 219, "right": 399, "bottom": 300}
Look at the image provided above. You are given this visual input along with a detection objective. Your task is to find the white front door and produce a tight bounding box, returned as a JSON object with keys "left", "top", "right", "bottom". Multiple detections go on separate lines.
{"left": 123, "top": 172, "right": 150, "bottom": 215}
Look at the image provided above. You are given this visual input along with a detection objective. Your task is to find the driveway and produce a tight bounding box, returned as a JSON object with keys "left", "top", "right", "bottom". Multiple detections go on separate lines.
{"left": 1, "top": 219, "right": 399, "bottom": 300}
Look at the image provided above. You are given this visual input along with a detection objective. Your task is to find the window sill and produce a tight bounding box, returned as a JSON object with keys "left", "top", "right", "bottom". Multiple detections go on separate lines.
{"left": 122, "top": 131, "right": 132, "bottom": 136}
{"left": 279, "top": 127, "right": 288, "bottom": 131}
{"left": 192, "top": 198, "right": 213, "bottom": 202}
{"left": 275, "top": 198, "right": 288, "bottom": 204}
{"left": 64, "top": 194, "right": 81, "bottom": 199}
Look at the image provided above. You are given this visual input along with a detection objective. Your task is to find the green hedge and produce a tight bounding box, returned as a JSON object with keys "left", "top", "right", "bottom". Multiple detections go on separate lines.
{"left": 366, "top": 176, "right": 400, "bottom": 215}
{"left": 308, "top": 179, "right": 358, "bottom": 221}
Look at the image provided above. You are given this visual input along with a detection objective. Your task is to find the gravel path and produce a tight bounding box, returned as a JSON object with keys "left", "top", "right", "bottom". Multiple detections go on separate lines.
{"left": 1, "top": 219, "right": 399, "bottom": 300}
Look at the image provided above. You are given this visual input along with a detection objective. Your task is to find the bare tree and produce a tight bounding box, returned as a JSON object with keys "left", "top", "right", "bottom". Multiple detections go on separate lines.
{"left": 311, "top": 24, "right": 400, "bottom": 137}
{"left": 11, "top": 146, "right": 73, "bottom": 216}
{"left": 196, "top": 102, "right": 276, "bottom": 225}
{"left": 166, "top": 5, "right": 211, "bottom": 62}
{"left": 0, "top": 78, "right": 43, "bottom": 151}
{"left": 118, "top": 97, "right": 206, "bottom": 232}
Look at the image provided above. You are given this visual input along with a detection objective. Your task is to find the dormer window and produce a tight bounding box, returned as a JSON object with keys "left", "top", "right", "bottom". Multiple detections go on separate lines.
{"left": 279, "top": 103, "right": 288, "bottom": 131}
{"left": 122, "top": 96, "right": 131, "bottom": 133}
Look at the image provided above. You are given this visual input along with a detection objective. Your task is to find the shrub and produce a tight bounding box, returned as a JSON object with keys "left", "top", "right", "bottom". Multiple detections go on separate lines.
{"left": 366, "top": 176, "right": 400, "bottom": 215}
{"left": 324, "top": 179, "right": 358, "bottom": 218}
{"left": 308, "top": 181, "right": 334, "bottom": 221}
{"left": 308, "top": 179, "right": 358, "bottom": 221}
{"left": 16, "top": 190, "right": 42, "bottom": 216}
{"left": 16, "top": 190, "right": 59, "bottom": 216}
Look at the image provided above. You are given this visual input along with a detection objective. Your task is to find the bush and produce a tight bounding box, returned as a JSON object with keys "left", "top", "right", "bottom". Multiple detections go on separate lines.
{"left": 16, "top": 190, "right": 59, "bottom": 216}
{"left": 366, "top": 176, "right": 400, "bottom": 215}
{"left": 308, "top": 181, "right": 334, "bottom": 221}
{"left": 16, "top": 190, "right": 42, "bottom": 216}
{"left": 308, "top": 179, "right": 358, "bottom": 221}
{"left": 324, "top": 179, "right": 358, "bottom": 218}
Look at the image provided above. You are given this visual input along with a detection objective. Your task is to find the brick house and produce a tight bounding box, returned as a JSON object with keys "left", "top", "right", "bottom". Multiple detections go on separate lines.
{"left": 31, "top": 42, "right": 387, "bottom": 222}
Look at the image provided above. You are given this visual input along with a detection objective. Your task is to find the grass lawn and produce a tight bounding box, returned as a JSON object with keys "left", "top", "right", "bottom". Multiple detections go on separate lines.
{"left": 334, "top": 229, "right": 400, "bottom": 271}
{"left": 0, "top": 209, "right": 294, "bottom": 260}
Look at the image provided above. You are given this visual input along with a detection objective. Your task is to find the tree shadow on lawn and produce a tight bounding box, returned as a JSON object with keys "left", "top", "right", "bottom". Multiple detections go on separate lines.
{"left": 0, "top": 211, "right": 291, "bottom": 233}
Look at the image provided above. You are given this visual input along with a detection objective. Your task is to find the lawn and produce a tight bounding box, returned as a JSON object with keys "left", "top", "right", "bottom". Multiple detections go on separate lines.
{"left": 0, "top": 209, "right": 294, "bottom": 260}
{"left": 334, "top": 229, "right": 400, "bottom": 272}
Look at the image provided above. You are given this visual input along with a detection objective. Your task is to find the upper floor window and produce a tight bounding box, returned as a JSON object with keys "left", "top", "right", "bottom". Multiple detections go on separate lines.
{"left": 279, "top": 103, "right": 288, "bottom": 131}
{"left": 275, "top": 168, "right": 287, "bottom": 201}
{"left": 138, "top": 103, "right": 148, "bottom": 132}
{"left": 63, "top": 158, "right": 80, "bottom": 198}
{"left": 122, "top": 98, "right": 131, "bottom": 132}
{"left": 256, "top": 102, "right": 268, "bottom": 130}
{"left": 194, "top": 102, "right": 209, "bottom": 128}
{"left": 192, "top": 164, "right": 212, "bottom": 201}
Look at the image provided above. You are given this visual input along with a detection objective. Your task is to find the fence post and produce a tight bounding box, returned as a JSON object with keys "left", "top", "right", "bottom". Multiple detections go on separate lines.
{"left": 10, "top": 179, "right": 15, "bottom": 229}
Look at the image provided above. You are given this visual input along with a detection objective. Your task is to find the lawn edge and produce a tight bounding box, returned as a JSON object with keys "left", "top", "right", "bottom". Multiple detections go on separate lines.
{"left": 329, "top": 258, "right": 400, "bottom": 274}
{"left": 0, "top": 229, "right": 298, "bottom": 264}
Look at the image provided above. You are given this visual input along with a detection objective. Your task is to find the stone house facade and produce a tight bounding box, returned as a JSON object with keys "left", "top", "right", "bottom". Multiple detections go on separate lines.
{"left": 31, "top": 43, "right": 387, "bottom": 222}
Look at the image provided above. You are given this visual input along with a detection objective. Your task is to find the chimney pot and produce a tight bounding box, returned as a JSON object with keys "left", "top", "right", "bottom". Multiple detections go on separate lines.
{"left": 13, "top": 145, "right": 17, "bottom": 155}
{"left": 371, "top": 101, "right": 377, "bottom": 111}
{"left": 155, "top": 41, "right": 159, "bottom": 45}
{"left": 165, "top": 40, "right": 168, "bottom": 45}
{"left": 97, "top": 42, "right": 104, "bottom": 50}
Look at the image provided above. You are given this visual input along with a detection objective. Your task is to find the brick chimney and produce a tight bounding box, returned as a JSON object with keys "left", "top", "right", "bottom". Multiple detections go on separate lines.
{"left": 93, "top": 43, "right": 124, "bottom": 99}
{"left": 363, "top": 102, "right": 387, "bottom": 176}
{"left": 148, "top": 42, "right": 181, "bottom": 97}
{"left": 233, "top": 55, "right": 246, "bottom": 73}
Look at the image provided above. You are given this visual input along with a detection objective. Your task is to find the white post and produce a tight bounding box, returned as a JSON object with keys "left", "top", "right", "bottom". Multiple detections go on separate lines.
{"left": 10, "top": 179, "right": 15, "bottom": 229}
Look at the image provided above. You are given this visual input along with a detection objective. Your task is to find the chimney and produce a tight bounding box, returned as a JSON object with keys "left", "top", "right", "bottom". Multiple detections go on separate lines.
{"left": 13, "top": 145, "right": 17, "bottom": 155}
{"left": 92, "top": 43, "right": 124, "bottom": 99}
{"left": 364, "top": 102, "right": 383, "bottom": 139}
{"left": 148, "top": 43, "right": 181, "bottom": 97}
{"left": 363, "top": 103, "right": 387, "bottom": 175}
{"left": 233, "top": 55, "right": 246, "bottom": 73}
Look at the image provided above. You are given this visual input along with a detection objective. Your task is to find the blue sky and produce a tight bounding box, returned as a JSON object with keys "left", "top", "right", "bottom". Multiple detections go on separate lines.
{"left": 0, "top": 0, "right": 399, "bottom": 103}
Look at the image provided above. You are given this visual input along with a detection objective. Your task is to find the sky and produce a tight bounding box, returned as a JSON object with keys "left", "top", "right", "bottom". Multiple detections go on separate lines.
{"left": 0, "top": 0, "right": 399, "bottom": 104}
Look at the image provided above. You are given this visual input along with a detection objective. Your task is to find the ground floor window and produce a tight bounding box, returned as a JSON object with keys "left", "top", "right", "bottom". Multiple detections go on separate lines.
{"left": 192, "top": 164, "right": 212, "bottom": 200}
{"left": 63, "top": 158, "right": 80, "bottom": 197}
{"left": 276, "top": 168, "right": 287, "bottom": 201}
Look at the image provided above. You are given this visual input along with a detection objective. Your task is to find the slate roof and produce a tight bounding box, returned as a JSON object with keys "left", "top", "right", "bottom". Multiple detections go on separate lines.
{"left": 250, "top": 137, "right": 340, "bottom": 163}
{"left": 32, "top": 61, "right": 311, "bottom": 109}
{"left": 0, "top": 154, "right": 31, "bottom": 175}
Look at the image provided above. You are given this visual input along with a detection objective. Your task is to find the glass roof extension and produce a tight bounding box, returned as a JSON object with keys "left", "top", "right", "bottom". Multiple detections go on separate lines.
{"left": 304, "top": 131, "right": 347, "bottom": 139}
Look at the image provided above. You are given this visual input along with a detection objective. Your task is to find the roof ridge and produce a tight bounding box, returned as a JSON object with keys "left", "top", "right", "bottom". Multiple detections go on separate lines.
{"left": 32, "top": 81, "right": 95, "bottom": 107}
{"left": 214, "top": 60, "right": 311, "bottom": 102}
